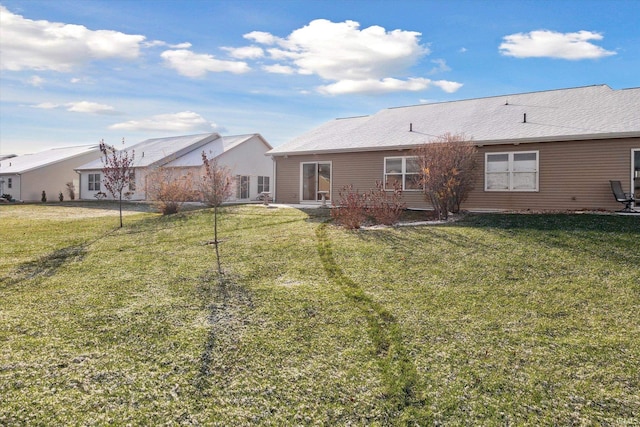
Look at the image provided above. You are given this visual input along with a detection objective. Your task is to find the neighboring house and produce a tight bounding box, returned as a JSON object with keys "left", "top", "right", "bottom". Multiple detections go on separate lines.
{"left": 268, "top": 85, "right": 640, "bottom": 212}
{"left": 75, "top": 133, "right": 273, "bottom": 202}
{"left": 0, "top": 145, "right": 101, "bottom": 202}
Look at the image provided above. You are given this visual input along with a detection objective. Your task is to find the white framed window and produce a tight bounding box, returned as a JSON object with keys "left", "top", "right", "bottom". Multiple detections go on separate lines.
{"left": 384, "top": 156, "right": 421, "bottom": 191}
{"left": 7, "top": 178, "right": 12, "bottom": 189}
{"left": 258, "top": 176, "right": 270, "bottom": 193}
{"left": 88, "top": 173, "right": 101, "bottom": 191}
{"left": 485, "top": 151, "right": 538, "bottom": 191}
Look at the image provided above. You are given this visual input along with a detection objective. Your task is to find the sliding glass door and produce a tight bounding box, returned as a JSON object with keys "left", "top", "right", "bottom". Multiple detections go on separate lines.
{"left": 301, "top": 162, "right": 331, "bottom": 202}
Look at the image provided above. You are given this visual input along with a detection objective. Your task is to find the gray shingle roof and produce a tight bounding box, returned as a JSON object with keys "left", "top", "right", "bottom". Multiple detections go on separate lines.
{"left": 268, "top": 85, "right": 640, "bottom": 156}
{"left": 76, "top": 133, "right": 219, "bottom": 170}
{"left": 75, "top": 133, "right": 271, "bottom": 170}
{"left": 0, "top": 145, "right": 100, "bottom": 174}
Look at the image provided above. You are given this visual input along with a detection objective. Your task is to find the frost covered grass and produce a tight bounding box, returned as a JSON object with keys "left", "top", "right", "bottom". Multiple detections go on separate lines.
{"left": 0, "top": 204, "right": 638, "bottom": 425}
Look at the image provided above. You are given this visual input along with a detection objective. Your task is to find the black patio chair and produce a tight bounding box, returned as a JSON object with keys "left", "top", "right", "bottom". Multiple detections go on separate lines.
{"left": 610, "top": 180, "right": 637, "bottom": 212}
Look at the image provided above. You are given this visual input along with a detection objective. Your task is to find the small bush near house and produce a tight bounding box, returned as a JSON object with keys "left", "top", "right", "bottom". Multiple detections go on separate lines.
{"left": 414, "top": 133, "right": 477, "bottom": 220}
{"left": 41, "top": 190, "right": 46, "bottom": 202}
{"left": 367, "top": 180, "right": 405, "bottom": 225}
{"left": 65, "top": 182, "right": 75, "bottom": 200}
{"left": 146, "top": 167, "right": 197, "bottom": 215}
{"left": 332, "top": 182, "right": 406, "bottom": 228}
{"left": 331, "top": 185, "right": 369, "bottom": 229}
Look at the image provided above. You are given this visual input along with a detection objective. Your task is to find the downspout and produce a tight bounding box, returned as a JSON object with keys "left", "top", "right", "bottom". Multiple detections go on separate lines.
{"left": 76, "top": 170, "right": 82, "bottom": 200}
{"left": 271, "top": 156, "right": 276, "bottom": 202}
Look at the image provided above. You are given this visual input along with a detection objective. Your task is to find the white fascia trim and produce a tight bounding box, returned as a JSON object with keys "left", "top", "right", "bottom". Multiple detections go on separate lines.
{"left": 269, "top": 132, "right": 640, "bottom": 157}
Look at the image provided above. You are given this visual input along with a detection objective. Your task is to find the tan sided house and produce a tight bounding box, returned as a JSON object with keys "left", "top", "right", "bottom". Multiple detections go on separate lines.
{"left": 268, "top": 85, "right": 640, "bottom": 212}
{"left": 0, "top": 145, "right": 101, "bottom": 202}
{"left": 75, "top": 133, "right": 273, "bottom": 202}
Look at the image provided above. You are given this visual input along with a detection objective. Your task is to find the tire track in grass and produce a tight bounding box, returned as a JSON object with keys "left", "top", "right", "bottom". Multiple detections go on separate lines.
{"left": 315, "top": 223, "right": 424, "bottom": 420}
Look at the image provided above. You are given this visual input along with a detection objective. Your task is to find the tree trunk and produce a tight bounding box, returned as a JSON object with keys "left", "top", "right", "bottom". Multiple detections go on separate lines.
{"left": 214, "top": 204, "right": 222, "bottom": 274}
{"left": 119, "top": 193, "right": 123, "bottom": 228}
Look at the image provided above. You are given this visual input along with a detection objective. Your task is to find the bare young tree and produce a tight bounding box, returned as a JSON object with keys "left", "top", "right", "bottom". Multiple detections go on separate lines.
{"left": 146, "top": 167, "right": 197, "bottom": 215}
{"left": 99, "top": 139, "right": 135, "bottom": 227}
{"left": 413, "top": 133, "right": 477, "bottom": 220}
{"left": 201, "top": 152, "right": 233, "bottom": 274}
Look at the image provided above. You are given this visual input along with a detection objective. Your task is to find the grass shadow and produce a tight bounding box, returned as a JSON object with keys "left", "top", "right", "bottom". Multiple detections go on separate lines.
{"left": 0, "top": 244, "right": 87, "bottom": 287}
{"left": 195, "top": 269, "right": 254, "bottom": 391}
{"left": 458, "top": 213, "right": 640, "bottom": 233}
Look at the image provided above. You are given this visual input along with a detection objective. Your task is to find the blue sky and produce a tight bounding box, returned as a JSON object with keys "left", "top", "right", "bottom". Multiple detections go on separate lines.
{"left": 1, "top": 0, "right": 638, "bottom": 154}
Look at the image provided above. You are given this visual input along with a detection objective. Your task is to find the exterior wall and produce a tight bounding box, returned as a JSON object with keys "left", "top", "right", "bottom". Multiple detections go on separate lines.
{"left": 79, "top": 135, "right": 274, "bottom": 202}
{"left": 468, "top": 138, "right": 640, "bottom": 211}
{"left": 11, "top": 150, "right": 101, "bottom": 202}
{"left": 80, "top": 167, "right": 196, "bottom": 201}
{"left": 273, "top": 151, "right": 425, "bottom": 207}
{"left": 273, "top": 137, "right": 640, "bottom": 211}
{"left": 0, "top": 174, "right": 21, "bottom": 200}
{"left": 218, "top": 136, "right": 273, "bottom": 201}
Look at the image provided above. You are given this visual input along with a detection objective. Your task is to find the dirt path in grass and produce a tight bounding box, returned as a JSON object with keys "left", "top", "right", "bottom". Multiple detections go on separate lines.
{"left": 315, "top": 223, "right": 424, "bottom": 418}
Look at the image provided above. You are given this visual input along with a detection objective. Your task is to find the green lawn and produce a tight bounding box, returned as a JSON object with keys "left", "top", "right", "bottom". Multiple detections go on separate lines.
{"left": 1, "top": 203, "right": 638, "bottom": 425}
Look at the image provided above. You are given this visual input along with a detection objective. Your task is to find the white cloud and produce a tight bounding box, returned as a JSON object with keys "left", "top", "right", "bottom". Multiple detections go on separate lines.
{"left": 262, "top": 64, "right": 295, "bottom": 74}
{"left": 318, "top": 77, "right": 462, "bottom": 95}
{"left": 0, "top": 5, "right": 146, "bottom": 72}
{"left": 32, "top": 101, "right": 119, "bottom": 114}
{"left": 161, "top": 49, "right": 250, "bottom": 77}
{"left": 222, "top": 45, "right": 264, "bottom": 59}
{"left": 33, "top": 102, "right": 59, "bottom": 109}
{"left": 144, "top": 40, "right": 192, "bottom": 49}
{"left": 244, "top": 31, "right": 278, "bottom": 45}
{"left": 70, "top": 76, "right": 94, "bottom": 84}
{"left": 27, "top": 75, "right": 45, "bottom": 87}
{"left": 66, "top": 101, "right": 117, "bottom": 114}
{"left": 109, "top": 111, "right": 217, "bottom": 132}
{"left": 499, "top": 30, "right": 616, "bottom": 60}
{"left": 432, "top": 80, "right": 463, "bottom": 93}
{"left": 237, "top": 19, "right": 461, "bottom": 95}
{"left": 273, "top": 19, "right": 427, "bottom": 80}
{"left": 429, "top": 59, "right": 451, "bottom": 75}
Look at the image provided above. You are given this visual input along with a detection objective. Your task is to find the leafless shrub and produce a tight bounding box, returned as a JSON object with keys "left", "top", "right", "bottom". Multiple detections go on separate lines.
{"left": 146, "top": 167, "right": 196, "bottom": 215}
{"left": 367, "top": 180, "right": 406, "bottom": 225}
{"left": 331, "top": 185, "right": 368, "bottom": 229}
{"left": 413, "top": 133, "right": 477, "bottom": 220}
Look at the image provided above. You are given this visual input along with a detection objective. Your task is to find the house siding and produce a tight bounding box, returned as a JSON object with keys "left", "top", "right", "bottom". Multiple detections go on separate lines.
{"left": 273, "top": 137, "right": 640, "bottom": 211}
{"left": 4, "top": 150, "right": 100, "bottom": 202}
{"left": 470, "top": 138, "right": 639, "bottom": 211}
{"left": 80, "top": 135, "right": 273, "bottom": 202}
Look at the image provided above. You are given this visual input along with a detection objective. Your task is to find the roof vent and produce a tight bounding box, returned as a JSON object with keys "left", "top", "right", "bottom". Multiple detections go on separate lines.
{"left": 409, "top": 123, "right": 413, "bottom": 132}
{"left": 523, "top": 113, "right": 527, "bottom": 123}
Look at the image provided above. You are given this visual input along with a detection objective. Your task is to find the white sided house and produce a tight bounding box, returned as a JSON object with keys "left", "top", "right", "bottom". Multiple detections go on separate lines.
{"left": 268, "top": 85, "right": 640, "bottom": 212}
{"left": 0, "top": 145, "right": 101, "bottom": 202}
{"left": 75, "top": 133, "right": 273, "bottom": 202}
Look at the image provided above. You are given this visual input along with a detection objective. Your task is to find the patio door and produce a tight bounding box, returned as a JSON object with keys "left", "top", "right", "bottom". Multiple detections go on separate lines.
{"left": 633, "top": 149, "right": 640, "bottom": 206}
{"left": 301, "top": 162, "right": 331, "bottom": 202}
